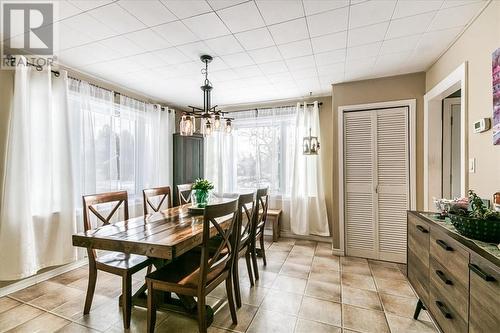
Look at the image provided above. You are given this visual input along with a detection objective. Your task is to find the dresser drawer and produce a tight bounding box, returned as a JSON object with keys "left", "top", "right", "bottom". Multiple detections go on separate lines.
{"left": 429, "top": 257, "right": 468, "bottom": 319}
{"left": 430, "top": 228, "right": 469, "bottom": 287}
{"left": 429, "top": 284, "right": 468, "bottom": 333}
{"left": 469, "top": 254, "right": 500, "bottom": 333}
{"left": 407, "top": 214, "right": 430, "bottom": 302}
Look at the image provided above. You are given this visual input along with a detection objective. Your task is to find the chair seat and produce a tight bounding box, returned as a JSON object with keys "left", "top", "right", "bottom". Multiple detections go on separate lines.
{"left": 147, "top": 250, "right": 227, "bottom": 288}
{"left": 96, "top": 252, "right": 150, "bottom": 273}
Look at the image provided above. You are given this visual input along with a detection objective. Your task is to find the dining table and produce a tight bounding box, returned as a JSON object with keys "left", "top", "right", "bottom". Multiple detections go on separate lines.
{"left": 72, "top": 201, "right": 234, "bottom": 325}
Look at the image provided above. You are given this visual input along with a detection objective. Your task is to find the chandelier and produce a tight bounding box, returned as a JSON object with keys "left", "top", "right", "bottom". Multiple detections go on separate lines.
{"left": 179, "top": 55, "right": 233, "bottom": 136}
{"left": 303, "top": 128, "right": 320, "bottom": 155}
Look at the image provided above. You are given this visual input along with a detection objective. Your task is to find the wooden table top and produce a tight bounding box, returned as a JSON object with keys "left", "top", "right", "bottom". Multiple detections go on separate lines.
{"left": 72, "top": 202, "right": 233, "bottom": 260}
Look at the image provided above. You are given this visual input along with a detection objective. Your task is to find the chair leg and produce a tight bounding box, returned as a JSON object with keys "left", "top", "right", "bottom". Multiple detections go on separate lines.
{"left": 197, "top": 294, "right": 207, "bottom": 333}
{"left": 251, "top": 243, "right": 260, "bottom": 281}
{"left": 245, "top": 251, "right": 254, "bottom": 286}
{"left": 233, "top": 257, "right": 242, "bottom": 308}
{"left": 225, "top": 275, "right": 238, "bottom": 325}
{"left": 122, "top": 273, "right": 132, "bottom": 329}
{"left": 147, "top": 281, "right": 156, "bottom": 333}
{"left": 83, "top": 263, "right": 97, "bottom": 315}
{"left": 259, "top": 235, "right": 267, "bottom": 266}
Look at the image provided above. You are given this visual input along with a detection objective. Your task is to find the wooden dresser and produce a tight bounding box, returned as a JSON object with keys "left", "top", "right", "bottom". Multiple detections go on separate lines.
{"left": 407, "top": 211, "right": 500, "bottom": 333}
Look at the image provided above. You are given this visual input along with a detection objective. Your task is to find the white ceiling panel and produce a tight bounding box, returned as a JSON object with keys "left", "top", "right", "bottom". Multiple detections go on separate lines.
{"left": 258, "top": 60, "right": 289, "bottom": 74}
{"left": 183, "top": 12, "right": 230, "bottom": 39}
{"left": 311, "top": 31, "right": 347, "bottom": 53}
{"left": 235, "top": 28, "right": 275, "bottom": 50}
{"left": 56, "top": 1, "right": 82, "bottom": 21}
{"left": 248, "top": 46, "right": 283, "bottom": 64}
{"left": 380, "top": 34, "right": 421, "bottom": 55}
{"left": 278, "top": 39, "right": 313, "bottom": 59}
{"left": 222, "top": 52, "right": 255, "bottom": 67}
{"left": 441, "top": 0, "right": 485, "bottom": 9}
{"left": 176, "top": 41, "right": 213, "bottom": 61}
{"left": 118, "top": 0, "right": 177, "bottom": 26}
{"left": 349, "top": 0, "right": 396, "bottom": 28}
{"left": 152, "top": 47, "right": 190, "bottom": 65}
{"left": 317, "top": 62, "right": 345, "bottom": 76}
{"left": 314, "top": 49, "right": 346, "bottom": 66}
{"left": 268, "top": 18, "right": 309, "bottom": 45}
{"left": 128, "top": 51, "right": 169, "bottom": 69}
{"left": 204, "top": 35, "right": 244, "bottom": 55}
{"left": 347, "top": 42, "right": 382, "bottom": 60}
{"left": 62, "top": 12, "right": 117, "bottom": 41}
{"left": 160, "top": 0, "right": 212, "bottom": 19}
{"left": 126, "top": 29, "right": 171, "bottom": 52}
{"left": 348, "top": 22, "right": 389, "bottom": 47}
{"left": 69, "top": 0, "right": 114, "bottom": 11}
{"left": 207, "top": 0, "right": 248, "bottom": 11}
{"left": 303, "top": 0, "right": 349, "bottom": 16}
{"left": 99, "top": 35, "right": 143, "bottom": 57}
{"left": 386, "top": 11, "right": 436, "bottom": 39}
{"left": 392, "top": 0, "right": 443, "bottom": 19}
{"left": 90, "top": 3, "right": 146, "bottom": 34}
{"left": 58, "top": 42, "right": 118, "bottom": 67}
{"left": 256, "top": 0, "right": 303, "bottom": 25}
{"left": 153, "top": 21, "right": 199, "bottom": 45}
{"left": 217, "top": 1, "right": 265, "bottom": 33}
{"left": 286, "top": 55, "right": 316, "bottom": 71}
{"left": 428, "top": 2, "right": 484, "bottom": 31}
{"left": 233, "top": 65, "right": 264, "bottom": 78}
{"left": 307, "top": 7, "right": 349, "bottom": 37}
{"left": 58, "top": 22, "right": 95, "bottom": 50}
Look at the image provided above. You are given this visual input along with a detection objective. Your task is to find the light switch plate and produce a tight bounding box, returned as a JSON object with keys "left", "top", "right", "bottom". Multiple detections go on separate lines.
{"left": 469, "top": 158, "right": 476, "bottom": 173}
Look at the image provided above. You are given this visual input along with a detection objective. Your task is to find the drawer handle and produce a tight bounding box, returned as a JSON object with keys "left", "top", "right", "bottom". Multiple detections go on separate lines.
{"left": 435, "top": 300, "right": 453, "bottom": 319}
{"left": 416, "top": 225, "right": 428, "bottom": 233}
{"left": 435, "top": 270, "right": 453, "bottom": 285}
{"left": 436, "top": 239, "right": 453, "bottom": 251}
{"left": 469, "top": 263, "right": 496, "bottom": 282}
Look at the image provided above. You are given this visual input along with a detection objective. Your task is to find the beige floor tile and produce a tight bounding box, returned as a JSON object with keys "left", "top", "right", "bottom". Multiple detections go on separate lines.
{"left": 341, "top": 261, "right": 372, "bottom": 276}
{"left": 9, "top": 281, "right": 61, "bottom": 302}
{"left": 286, "top": 253, "right": 314, "bottom": 266}
{"left": 341, "top": 286, "right": 382, "bottom": 311}
{"left": 314, "top": 245, "right": 336, "bottom": 258}
{"left": 238, "top": 285, "right": 269, "bottom": 307}
{"left": 209, "top": 283, "right": 227, "bottom": 299}
{"left": 49, "top": 267, "right": 89, "bottom": 286}
{"left": 341, "top": 257, "right": 368, "bottom": 265}
{"left": 253, "top": 271, "right": 278, "bottom": 289}
{"left": 312, "top": 256, "right": 340, "bottom": 271}
{"left": 379, "top": 293, "right": 432, "bottom": 322}
{"left": 0, "top": 304, "right": 44, "bottom": 332}
{"left": 294, "top": 318, "right": 341, "bottom": 333}
{"left": 56, "top": 322, "right": 100, "bottom": 332}
{"left": 305, "top": 280, "right": 341, "bottom": 302}
{"left": 290, "top": 246, "right": 315, "bottom": 257}
{"left": 261, "top": 289, "right": 303, "bottom": 315}
{"left": 105, "top": 305, "right": 169, "bottom": 333}
{"left": 73, "top": 297, "right": 124, "bottom": 331}
{"left": 342, "top": 304, "right": 389, "bottom": 333}
{"left": 265, "top": 250, "right": 289, "bottom": 264}
{"left": 370, "top": 265, "right": 406, "bottom": 280}
{"left": 294, "top": 240, "right": 317, "bottom": 248}
{"left": 298, "top": 296, "right": 342, "bottom": 327}
{"left": 28, "top": 285, "right": 84, "bottom": 311}
{"left": 153, "top": 311, "right": 202, "bottom": 333}
{"left": 246, "top": 309, "right": 297, "bottom": 333}
{"left": 256, "top": 260, "right": 283, "bottom": 274}
{"left": 268, "top": 243, "right": 294, "bottom": 252}
{"left": 7, "top": 312, "right": 70, "bottom": 333}
{"left": 374, "top": 277, "right": 415, "bottom": 298}
{"left": 341, "top": 272, "right": 376, "bottom": 291}
{"left": 385, "top": 313, "right": 438, "bottom": 333}
{"left": 272, "top": 275, "right": 307, "bottom": 294}
{"left": 0, "top": 297, "right": 21, "bottom": 315}
{"left": 212, "top": 302, "right": 258, "bottom": 332}
{"left": 309, "top": 267, "right": 341, "bottom": 284}
{"left": 280, "top": 263, "right": 311, "bottom": 279}
{"left": 368, "top": 259, "right": 399, "bottom": 269}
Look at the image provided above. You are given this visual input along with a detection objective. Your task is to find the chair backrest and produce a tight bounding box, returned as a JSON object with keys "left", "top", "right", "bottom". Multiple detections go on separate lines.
{"left": 143, "top": 186, "right": 172, "bottom": 215}
{"left": 177, "top": 183, "right": 193, "bottom": 205}
{"left": 236, "top": 192, "right": 257, "bottom": 249}
{"left": 82, "top": 191, "right": 129, "bottom": 232}
{"left": 254, "top": 188, "right": 269, "bottom": 236}
{"left": 199, "top": 197, "right": 239, "bottom": 290}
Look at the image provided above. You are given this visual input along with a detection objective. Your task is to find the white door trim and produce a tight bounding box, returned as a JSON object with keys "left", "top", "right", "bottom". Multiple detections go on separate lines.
{"left": 337, "top": 99, "right": 417, "bottom": 257}
{"left": 423, "top": 63, "right": 468, "bottom": 210}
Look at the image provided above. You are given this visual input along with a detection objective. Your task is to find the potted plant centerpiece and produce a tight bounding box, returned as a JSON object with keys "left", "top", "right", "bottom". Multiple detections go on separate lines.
{"left": 448, "top": 190, "right": 500, "bottom": 243}
{"left": 192, "top": 178, "right": 214, "bottom": 208}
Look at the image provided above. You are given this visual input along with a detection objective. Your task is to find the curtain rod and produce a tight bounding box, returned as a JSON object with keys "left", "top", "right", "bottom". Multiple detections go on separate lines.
{"left": 226, "top": 101, "right": 323, "bottom": 114}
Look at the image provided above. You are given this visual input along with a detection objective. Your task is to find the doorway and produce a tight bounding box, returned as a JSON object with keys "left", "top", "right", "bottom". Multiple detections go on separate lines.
{"left": 442, "top": 92, "right": 462, "bottom": 199}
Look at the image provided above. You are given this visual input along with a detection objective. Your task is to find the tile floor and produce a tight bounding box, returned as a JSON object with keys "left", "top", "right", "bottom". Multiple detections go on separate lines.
{"left": 0, "top": 237, "right": 438, "bottom": 333}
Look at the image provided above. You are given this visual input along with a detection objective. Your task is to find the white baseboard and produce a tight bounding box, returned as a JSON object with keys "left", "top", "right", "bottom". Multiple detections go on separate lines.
{"left": 331, "top": 248, "right": 345, "bottom": 256}
{"left": 0, "top": 259, "right": 87, "bottom": 297}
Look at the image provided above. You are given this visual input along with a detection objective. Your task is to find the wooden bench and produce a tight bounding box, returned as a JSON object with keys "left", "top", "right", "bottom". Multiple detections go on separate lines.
{"left": 266, "top": 209, "right": 282, "bottom": 242}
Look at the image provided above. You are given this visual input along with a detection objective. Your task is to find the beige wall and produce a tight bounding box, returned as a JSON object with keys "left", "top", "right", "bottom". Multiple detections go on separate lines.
{"left": 330, "top": 73, "right": 427, "bottom": 249}
{"left": 426, "top": 0, "right": 500, "bottom": 201}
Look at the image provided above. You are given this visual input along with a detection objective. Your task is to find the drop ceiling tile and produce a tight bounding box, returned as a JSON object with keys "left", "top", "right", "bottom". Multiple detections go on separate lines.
{"left": 56, "top": 1, "right": 82, "bottom": 21}
{"left": 349, "top": 0, "right": 396, "bottom": 28}
{"left": 314, "top": 49, "right": 346, "bottom": 66}
{"left": 126, "top": 29, "right": 171, "bottom": 51}
{"left": 69, "top": 0, "right": 113, "bottom": 11}
{"left": 441, "top": 0, "right": 485, "bottom": 9}
{"left": 255, "top": 0, "right": 303, "bottom": 25}
{"left": 209, "top": 68, "right": 239, "bottom": 81}
{"left": 345, "top": 57, "right": 376, "bottom": 73}
{"left": 217, "top": 1, "right": 265, "bottom": 33}
{"left": 58, "top": 42, "right": 118, "bottom": 67}
{"left": 151, "top": 47, "right": 189, "bottom": 65}
{"left": 386, "top": 11, "right": 436, "bottom": 39}
{"left": 128, "top": 51, "right": 169, "bottom": 68}
{"left": 380, "top": 34, "right": 420, "bottom": 54}
{"left": 235, "top": 28, "right": 275, "bottom": 50}
{"left": 58, "top": 22, "right": 94, "bottom": 50}
{"left": 392, "top": 0, "right": 443, "bottom": 19}
{"left": 205, "top": 35, "right": 244, "bottom": 55}
{"left": 267, "top": 71, "right": 294, "bottom": 84}
{"left": 100, "top": 35, "right": 143, "bottom": 56}
{"left": 307, "top": 7, "right": 348, "bottom": 37}
{"left": 63, "top": 12, "right": 117, "bottom": 41}
{"left": 160, "top": 0, "right": 212, "bottom": 19}
{"left": 348, "top": 21, "right": 389, "bottom": 47}
{"left": 317, "top": 62, "right": 345, "bottom": 75}
{"left": 118, "top": 0, "right": 177, "bottom": 26}
{"left": 375, "top": 51, "right": 412, "bottom": 68}
{"left": 183, "top": 12, "right": 230, "bottom": 39}
{"left": 153, "top": 21, "right": 199, "bottom": 46}
{"left": 221, "top": 52, "right": 255, "bottom": 67}
{"left": 416, "top": 26, "right": 463, "bottom": 52}
{"left": 310, "top": 31, "right": 347, "bottom": 53}
{"left": 286, "top": 55, "right": 315, "bottom": 70}
{"left": 291, "top": 67, "right": 318, "bottom": 80}
{"left": 268, "top": 18, "right": 309, "bottom": 45}
{"left": 303, "top": 0, "right": 349, "bottom": 16}
{"left": 258, "top": 60, "right": 289, "bottom": 74}
{"left": 346, "top": 42, "right": 381, "bottom": 60}
{"left": 428, "top": 2, "right": 483, "bottom": 31}
{"left": 233, "top": 65, "right": 263, "bottom": 78}
{"left": 90, "top": 3, "right": 146, "bottom": 34}
{"left": 278, "top": 39, "right": 313, "bottom": 59}
{"left": 207, "top": 0, "right": 247, "bottom": 11}
{"left": 248, "top": 46, "right": 283, "bottom": 64}
{"left": 176, "top": 41, "right": 212, "bottom": 61}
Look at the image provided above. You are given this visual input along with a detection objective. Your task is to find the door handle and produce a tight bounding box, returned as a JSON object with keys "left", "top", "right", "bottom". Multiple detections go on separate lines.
{"left": 469, "top": 264, "right": 496, "bottom": 282}
{"left": 416, "top": 225, "right": 428, "bottom": 233}
{"left": 435, "top": 270, "right": 453, "bottom": 285}
{"left": 435, "top": 301, "right": 453, "bottom": 319}
{"left": 436, "top": 239, "right": 453, "bottom": 251}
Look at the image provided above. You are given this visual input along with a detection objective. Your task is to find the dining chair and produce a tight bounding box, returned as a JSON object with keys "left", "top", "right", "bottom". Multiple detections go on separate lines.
{"left": 82, "top": 191, "right": 151, "bottom": 329}
{"left": 177, "top": 183, "right": 193, "bottom": 205}
{"left": 250, "top": 188, "right": 269, "bottom": 282}
{"left": 146, "top": 197, "right": 240, "bottom": 333}
{"left": 143, "top": 186, "right": 173, "bottom": 215}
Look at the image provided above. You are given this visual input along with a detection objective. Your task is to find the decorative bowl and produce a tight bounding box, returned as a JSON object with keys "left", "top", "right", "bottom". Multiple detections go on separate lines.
{"left": 448, "top": 214, "right": 500, "bottom": 243}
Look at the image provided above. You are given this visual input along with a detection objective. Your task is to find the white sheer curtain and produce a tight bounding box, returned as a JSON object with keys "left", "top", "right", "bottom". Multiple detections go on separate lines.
{"left": 0, "top": 61, "right": 76, "bottom": 280}
{"left": 290, "top": 101, "right": 330, "bottom": 236}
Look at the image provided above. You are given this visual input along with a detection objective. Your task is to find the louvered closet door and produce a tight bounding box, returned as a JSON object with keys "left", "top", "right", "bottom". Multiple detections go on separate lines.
{"left": 344, "top": 111, "right": 377, "bottom": 259}
{"left": 343, "top": 107, "right": 409, "bottom": 263}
